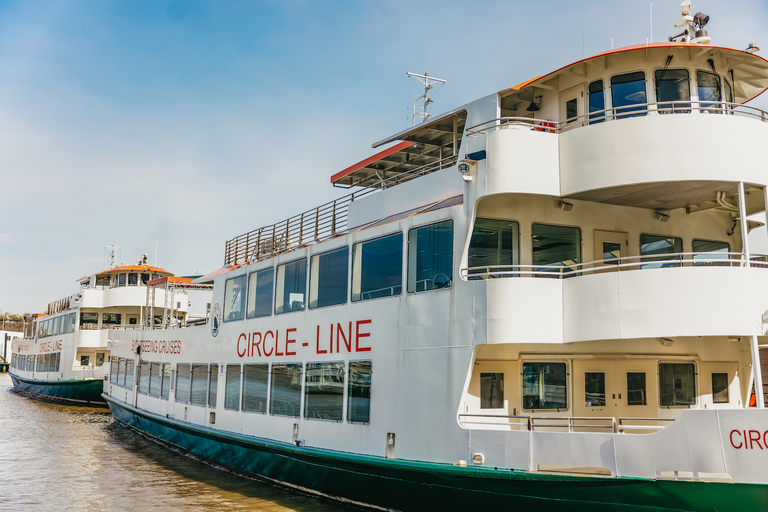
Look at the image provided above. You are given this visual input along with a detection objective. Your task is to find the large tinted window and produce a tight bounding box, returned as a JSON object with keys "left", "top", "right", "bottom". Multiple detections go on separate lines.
{"left": 697, "top": 71, "right": 722, "bottom": 112}
{"left": 588, "top": 80, "right": 605, "bottom": 123}
{"left": 223, "top": 275, "right": 246, "bottom": 322}
{"left": 659, "top": 363, "right": 696, "bottom": 406}
{"left": 468, "top": 218, "right": 519, "bottom": 278}
{"left": 304, "top": 362, "right": 344, "bottom": 421}
{"left": 243, "top": 364, "right": 269, "bottom": 413}
{"left": 348, "top": 361, "right": 372, "bottom": 423}
{"left": 611, "top": 72, "right": 646, "bottom": 118}
{"left": 247, "top": 268, "right": 274, "bottom": 318}
{"left": 225, "top": 364, "right": 241, "bottom": 410}
{"left": 309, "top": 247, "right": 348, "bottom": 309}
{"left": 138, "top": 361, "right": 150, "bottom": 395}
{"left": 351, "top": 233, "right": 402, "bottom": 302}
{"left": 190, "top": 364, "right": 208, "bottom": 406}
{"left": 125, "top": 359, "right": 134, "bottom": 389}
{"left": 149, "top": 362, "right": 162, "bottom": 397}
{"left": 522, "top": 362, "right": 567, "bottom": 410}
{"left": 655, "top": 69, "right": 690, "bottom": 112}
{"left": 208, "top": 363, "right": 218, "bottom": 407}
{"left": 110, "top": 358, "right": 119, "bottom": 384}
{"left": 275, "top": 259, "right": 307, "bottom": 314}
{"left": 640, "top": 234, "right": 682, "bottom": 268}
{"left": 161, "top": 363, "right": 171, "bottom": 400}
{"left": 270, "top": 363, "right": 302, "bottom": 417}
{"left": 532, "top": 224, "right": 580, "bottom": 273}
{"left": 407, "top": 220, "right": 453, "bottom": 293}
{"left": 693, "top": 239, "right": 729, "bottom": 264}
{"left": 176, "top": 363, "right": 191, "bottom": 403}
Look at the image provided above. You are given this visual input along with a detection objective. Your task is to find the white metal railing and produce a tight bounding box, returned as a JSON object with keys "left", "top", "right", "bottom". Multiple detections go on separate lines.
{"left": 458, "top": 413, "right": 676, "bottom": 434}
{"left": 465, "top": 101, "right": 768, "bottom": 137}
{"left": 109, "top": 318, "right": 208, "bottom": 331}
{"left": 461, "top": 252, "right": 767, "bottom": 280}
{"left": 223, "top": 154, "right": 458, "bottom": 266}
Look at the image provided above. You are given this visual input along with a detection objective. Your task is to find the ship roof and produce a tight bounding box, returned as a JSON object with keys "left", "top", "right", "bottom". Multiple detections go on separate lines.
{"left": 97, "top": 265, "right": 173, "bottom": 276}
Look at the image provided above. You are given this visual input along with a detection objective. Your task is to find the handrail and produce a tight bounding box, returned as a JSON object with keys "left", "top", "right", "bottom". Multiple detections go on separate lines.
{"left": 466, "top": 101, "right": 768, "bottom": 137}
{"left": 458, "top": 413, "right": 678, "bottom": 434}
{"left": 618, "top": 417, "right": 675, "bottom": 433}
{"left": 461, "top": 252, "right": 767, "bottom": 280}
{"left": 223, "top": 154, "right": 458, "bottom": 266}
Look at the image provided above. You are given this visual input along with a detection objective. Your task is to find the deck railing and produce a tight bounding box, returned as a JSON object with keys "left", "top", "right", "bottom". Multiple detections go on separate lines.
{"left": 465, "top": 101, "right": 768, "bottom": 137}
{"left": 223, "top": 154, "right": 458, "bottom": 266}
{"left": 461, "top": 252, "right": 768, "bottom": 280}
{"left": 458, "top": 413, "right": 676, "bottom": 433}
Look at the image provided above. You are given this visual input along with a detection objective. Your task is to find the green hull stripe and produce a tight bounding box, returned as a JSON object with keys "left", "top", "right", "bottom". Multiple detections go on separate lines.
{"left": 10, "top": 372, "right": 106, "bottom": 406}
{"left": 104, "top": 394, "right": 768, "bottom": 511}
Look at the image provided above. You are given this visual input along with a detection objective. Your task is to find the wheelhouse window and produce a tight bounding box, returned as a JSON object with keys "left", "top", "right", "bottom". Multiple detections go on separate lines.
{"left": 522, "top": 362, "right": 567, "bottom": 410}
{"left": 611, "top": 71, "right": 647, "bottom": 118}
{"left": 627, "top": 372, "right": 647, "bottom": 405}
{"left": 712, "top": 373, "right": 729, "bottom": 403}
{"left": 480, "top": 373, "right": 504, "bottom": 409}
{"left": 348, "top": 361, "right": 371, "bottom": 423}
{"left": 175, "top": 363, "right": 191, "bottom": 403}
{"left": 242, "top": 363, "right": 269, "bottom": 414}
{"left": 351, "top": 233, "right": 403, "bottom": 302}
{"left": 225, "top": 364, "right": 241, "bottom": 411}
{"left": 659, "top": 362, "right": 696, "bottom": 407}
{"left": 655, "top": 69, "right": 690, "bottom": 113}
{"left": 117, "top": 273, "right": 127, "bottom": 286}
{"left": 640, "top": 234, "right": 682, "bottom": 268}
{"left": 692, "top": 239, "right": 729, "bottom": 264}
{"left": 247, "top": 267, "right": 274, "bottom": 318}
{"left": 223, "top": 275, "right": 246, "bottom": 322}
{"left": 532, "top": 224, "right": 580, "bottom": 273}
{"left": 275, "top": 259, "right": 307, "bottom": 314}
{"left": 407, "top": 220, "right": 453, "bottom": 293}
{"left": 468, "top": 218, "right": 519, "bottom": 278}
{"left": 304, "top": 362, "right": 344, "bottom": 421}
{"left": 128, "top": 273, "right": 138, "bottom": 286}
{"left": 270, "top": 363, "right": 302, "bottom": 417}
{"left": 309, "top": 247, "right": 348, "bottom": 309}
{"left": 697, "top": 71, "right": 722, "bottom": 112}
{"left": 588, "top": 79, "right": 605, "bottom": 123}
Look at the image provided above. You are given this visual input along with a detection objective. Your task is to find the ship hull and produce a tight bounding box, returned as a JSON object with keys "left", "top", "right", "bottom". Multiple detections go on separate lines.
{"left": 10, "top": 372, "right": 107, "bottom": 406}
{"left": 104, "top": 394, "right": 768, "bottom": 512}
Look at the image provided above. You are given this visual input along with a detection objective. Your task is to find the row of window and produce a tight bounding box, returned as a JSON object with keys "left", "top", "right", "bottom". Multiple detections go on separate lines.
{"left": 223, "top": 220, "right": 454, "bottom": 322}
{"left": 481, "top": 361, "right": 724, "bottom": 410}
{"left": 467, "top": 219, "right": 729, "bottom": 272}
{"left": 37, "top": 313, "right": 77, "bottom": 338}
{"left": 110, "top": 358, "right": 373, "bottom": 424}
{"left": 10, "top": 353, "right": 61, "bottom": 373}
{"left": 586, "top": 68, "right": 731, "bottom": 121}
{"left": 107, "top": 272, "right": 161, "bottom": 287}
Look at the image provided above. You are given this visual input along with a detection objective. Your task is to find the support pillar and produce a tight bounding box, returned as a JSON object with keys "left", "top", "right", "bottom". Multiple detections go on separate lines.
{"left": 751, "top": 335, "right": 765, "bottom": 408}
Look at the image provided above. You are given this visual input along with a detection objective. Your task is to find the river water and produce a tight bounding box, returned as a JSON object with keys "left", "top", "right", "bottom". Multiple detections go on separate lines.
{"left": 0, "top": 373, "right": 351, "bottom": 512}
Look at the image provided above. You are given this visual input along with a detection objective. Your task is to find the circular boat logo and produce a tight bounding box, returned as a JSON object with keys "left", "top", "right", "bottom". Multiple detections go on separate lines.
{"left": 210, "top": 303, "right": 222, "bottom": 337}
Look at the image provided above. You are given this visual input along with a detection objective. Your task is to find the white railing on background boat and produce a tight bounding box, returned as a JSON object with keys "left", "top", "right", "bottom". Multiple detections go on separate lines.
{"left": 458, "top": 413, "right": 675, "bottom": 433}
{"left": 460, "top": 252, "right": 768, "bottom": 280}
{"left": 465, "top": 101, "right": 768, "bottom": 137}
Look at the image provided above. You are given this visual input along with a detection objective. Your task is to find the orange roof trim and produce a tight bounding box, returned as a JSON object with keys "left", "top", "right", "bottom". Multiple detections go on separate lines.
{"left": 97, "top": 265, "right": 173, "bottom": 276}
{"left": 331, "top": 141, "right": 415, "bottom": 184}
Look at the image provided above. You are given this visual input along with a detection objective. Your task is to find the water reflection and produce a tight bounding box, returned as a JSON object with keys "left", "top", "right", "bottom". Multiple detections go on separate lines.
{"left": 0, "top": 374, "right": 351, "bottom": 511}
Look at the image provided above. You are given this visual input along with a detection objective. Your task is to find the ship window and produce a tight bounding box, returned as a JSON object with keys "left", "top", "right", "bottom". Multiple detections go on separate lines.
{"left": 190, "top": 363, "right": 208, "bottom": 406}
{"left": 80, "top": 355, "right": 91, "bottom": 366}
{"left": 243, "top": 363, "right": 269, "bottom": 414}
{"left": 36, "top": 354, "right": 43, "bottom": 372}
{"left": 128, "top": 273, "right": 138, "bottom": 286}
{"left": 80, "top": 312, "right": 98, "bottom": 327}
{"left": 102, "top": 313, "right": 122, "bottom": 326}
{"left": 588, "top": 79, "right": 605, "bottom": 123}
{"left": 149, "top": 362, "right": 162, "bottom": 397}
{"left": 95, "top": 352, "right": 105, "bottom": 367}
{"left": 275, "top": 259, "right": 307, "bottom": 314}
{"left": 407, "top": 220, "right": 454, "bottom": 293}
{"left": 141, "top": 273, "right": 150, "bottom": 284}
{"left": 310, "top": 247, "right": 348, "bottom": 309}
{"left": 565, "top": 98, "right": 577, "bottom": 122}
{"left": 655, "top": 69, "right": 690, "bottom": 113}
{"left": 53, "top": 316, "right": 61, "bottom": 335}
{"left": 138, "top": 361, "right": 150, "bottom": 395}
{"left": 304, "top": 362, "right": 344, "bottom": 421}
{"left": 125, "top": 359, "right": 134, "bottom": 388}
{"left": 110, "top": 358, "right": 119, "bottom": 384}
{"left": 532, "top": 224, "right": 581, "bottom": 273}
{"left": 61, "top": 314, "right": 70, "bottom": 335}
{"left": 611, "top": 71, "right": 647, "bottom": 118}
{"left": 247, "top": 267, "right": 274, "bottom": 318}
{"left": 348, "top": 361, "right": 371, "bottom": 423}
{"left": 270, "top": 363, "right": 302, "bottom": 417}
{"left": 223, "top": 275, "right": 246, "bottom": 322}
{"left": 522, "top": 362, "right": 567, "bottom": 410}
{"left": 225, "top": 364, "right": 241, "bottom": 411}
{"left": 208, "top": 363, "right": 218, "bottom": 408}
{"left": 724, "top": 79, "right": 733, "bottom": 104}
{"left": 659, "top": 362, "right": 696, "bottom": 406}
{"left": 153, "top": 315, "right": 163, "bottom": 325}
{"left": 697, "top": 71, "right": 722, "bottom": 112}
{"left": 584, "top": 372, "right": 606, "bottom": 407}
{"left": 468, "top": 218, "right": 519, "bottom": 279}
{"left": 480, "top": 373, "right": 504, "bottom": 409}
{"left": 69, "top": 312, "right": 76, "bottom": 332}
{"left": 712, "top": 373, "right": 729, "bottom": 403}
{"left": 55, "top": 352, "right": 61, "bottom": 372}
{"left": 693, "top": 239, "right": 729, "bottom": 264}
{"left": 640, "top": 234, "right": 682, "bottom": 268}
{"left": 351, "top": 233, "right": 403, "bottom": 302}
{"left": 175, "top": 363, "right": 191, "bottom": 403}
{"left": 627, "top": 372, "right": 647, "bottom": 405}
{"left": 161, "top": 363, "right": 171, "bottom": 400}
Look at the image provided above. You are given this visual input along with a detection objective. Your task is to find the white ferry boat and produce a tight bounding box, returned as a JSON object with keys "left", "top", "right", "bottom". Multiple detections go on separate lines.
{"left": 9, "top": 256, "right": 196, "bottom": 406}
{"left": 103, "top": 5, "right": 768, "bottom": 509}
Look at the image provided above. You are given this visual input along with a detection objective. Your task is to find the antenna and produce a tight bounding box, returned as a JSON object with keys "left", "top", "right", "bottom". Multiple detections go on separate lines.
{"left": 104, "top": 241, "right": 120, "bottom": 269}
{"left": 406, "top": 71, "right": 446, "bottom": 125}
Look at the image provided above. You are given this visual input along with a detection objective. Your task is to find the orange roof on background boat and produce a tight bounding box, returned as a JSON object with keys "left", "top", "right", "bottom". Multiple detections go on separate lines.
{"left": 96, "top": 265, "right": 173, "bottom": 276}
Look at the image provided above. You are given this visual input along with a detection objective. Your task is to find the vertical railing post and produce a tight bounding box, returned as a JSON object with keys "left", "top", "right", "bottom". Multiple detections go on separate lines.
{"left": 332, "top": 200, "right": 337, "bottom": 236}
{"left": 739, "top": 182, "right": 751, "bottom": 268}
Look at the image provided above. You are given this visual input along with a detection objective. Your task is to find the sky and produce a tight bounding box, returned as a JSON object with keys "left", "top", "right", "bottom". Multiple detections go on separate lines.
{"left": 1, "top": 0, "right": 767, "bottom": 314}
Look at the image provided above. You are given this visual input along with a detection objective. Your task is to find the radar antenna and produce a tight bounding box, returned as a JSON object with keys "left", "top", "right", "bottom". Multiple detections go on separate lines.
{"left": 407, "top": 71, "right": 446, "bottom": 125}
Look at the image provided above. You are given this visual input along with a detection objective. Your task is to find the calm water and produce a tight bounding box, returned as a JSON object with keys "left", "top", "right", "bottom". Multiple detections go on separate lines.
{"left": 0, "top": 373, "right": 352, "bottom": 512}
